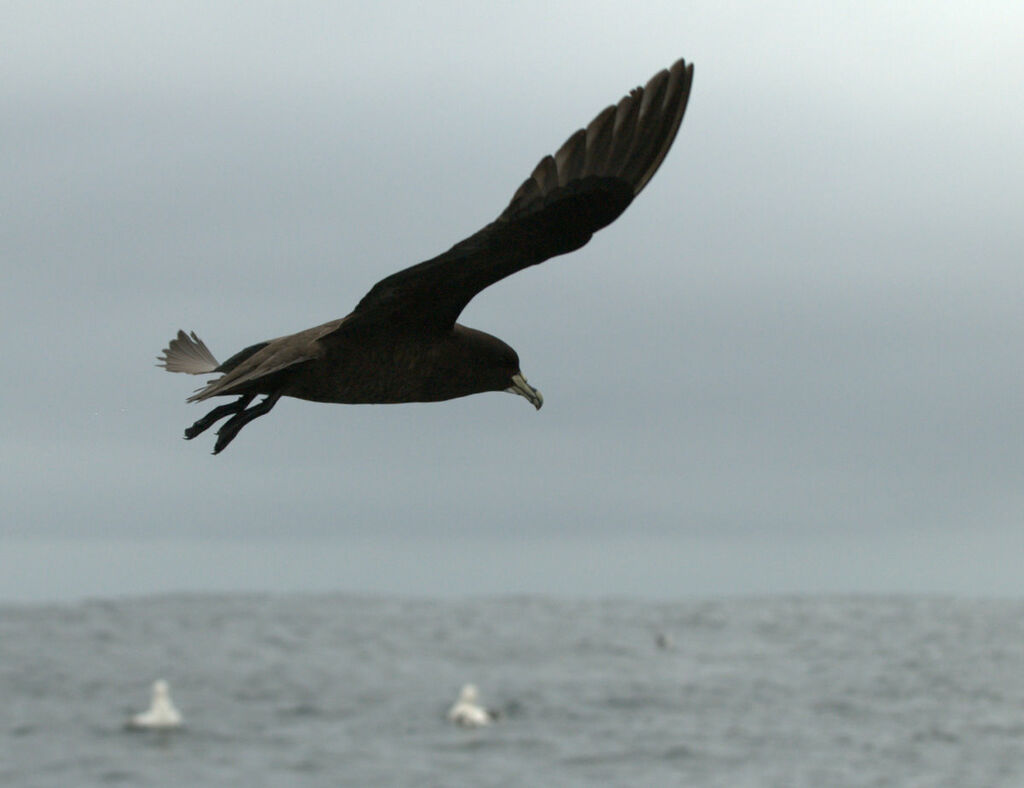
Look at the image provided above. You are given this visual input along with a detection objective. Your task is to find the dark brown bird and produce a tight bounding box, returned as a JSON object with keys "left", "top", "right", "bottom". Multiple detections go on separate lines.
{"left": 159, "top": 59, "right": 694, "bottom": 454}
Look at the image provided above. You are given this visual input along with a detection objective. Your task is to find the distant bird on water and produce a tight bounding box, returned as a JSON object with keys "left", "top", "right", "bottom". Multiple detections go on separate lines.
{"left": 158, "top": 59, "right": 694, "bottom": 453}
{"left": 125, "top": 679, "right": 183, "bottom": 731}
{"left": 447, "top": 683, "right": 498, "bottom": 728}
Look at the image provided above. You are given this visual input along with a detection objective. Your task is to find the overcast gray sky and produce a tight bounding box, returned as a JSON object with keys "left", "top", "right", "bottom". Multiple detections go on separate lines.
{"left": 3, "top": 2, "right": 1022, "bottom": 601}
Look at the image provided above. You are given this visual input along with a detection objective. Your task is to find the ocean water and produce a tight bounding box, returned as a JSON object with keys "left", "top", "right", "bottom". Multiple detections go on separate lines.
{"left": 1, "top": 595, "right": 1022, "bottom": 787}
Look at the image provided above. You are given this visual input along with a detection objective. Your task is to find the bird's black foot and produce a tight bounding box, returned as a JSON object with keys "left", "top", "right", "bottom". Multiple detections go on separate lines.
{"left": 212, "top": 392, "right": 282, "bottom": 454}
{"left": 184, "top": 395, "right": 255, "bottom": 440}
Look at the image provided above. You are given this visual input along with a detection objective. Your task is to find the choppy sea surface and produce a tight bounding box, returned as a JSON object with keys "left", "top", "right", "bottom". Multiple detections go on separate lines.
{"left": 1, "top": 594, "right": 1023, "bottom": 787}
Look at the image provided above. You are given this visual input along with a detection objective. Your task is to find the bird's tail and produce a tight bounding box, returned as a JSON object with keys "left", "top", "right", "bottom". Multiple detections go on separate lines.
{"left": 157, "top": 330, "right": 220, "bottom": 374}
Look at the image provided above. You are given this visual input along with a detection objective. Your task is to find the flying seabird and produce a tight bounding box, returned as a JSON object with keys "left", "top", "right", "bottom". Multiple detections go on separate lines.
{"left": 446, "top": 683, "right": 498, "bottom": 728}
{"left": 158, "top": 58, "right": 694, "bottom": 453}
{"left": 125, "top": 679, "right": 183, "bottom": 731}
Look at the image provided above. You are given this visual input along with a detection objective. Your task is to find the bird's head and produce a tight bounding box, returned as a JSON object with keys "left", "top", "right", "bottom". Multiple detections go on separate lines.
{"left": 442, "top": 326, "right": 543, "bottom": 409}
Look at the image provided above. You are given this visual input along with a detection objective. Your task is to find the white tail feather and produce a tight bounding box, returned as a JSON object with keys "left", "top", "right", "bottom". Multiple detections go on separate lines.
{"left": 157, "top": 330, "right": 220, "bottom": 374}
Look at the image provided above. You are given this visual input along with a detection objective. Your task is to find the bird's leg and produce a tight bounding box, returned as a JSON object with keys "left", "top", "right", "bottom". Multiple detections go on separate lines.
{"left": 212, "top": 392, "right": 282, "bottom": 455}
{"left": 184, "top": 394, "right": 255, "bottom": 440}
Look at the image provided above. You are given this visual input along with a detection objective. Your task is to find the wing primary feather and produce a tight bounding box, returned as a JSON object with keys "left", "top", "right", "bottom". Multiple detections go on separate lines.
{"left": 606, "top": 92, "right": 641, "bottom": 177}
{"left": 583, "top": 104, "right": 617, "bottom": 175}
{"left": 620, "top": 69, "right": 671, "bottom": 186}
{"left": 554, "top": 128, "right": 587, "bottom": 186}
{"left": 534, "top": 155, "right": 559, "bottom": 194}
{"left": 508, "top": 176, "right": 541, "bottom": 215}
{"left": 630, "top": 60, "right": 693, "bottom": 194}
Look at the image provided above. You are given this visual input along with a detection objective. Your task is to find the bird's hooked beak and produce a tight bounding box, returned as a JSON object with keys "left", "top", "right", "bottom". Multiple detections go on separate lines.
{"left": 506, "top": 372, "right": 543, "bottom": 410}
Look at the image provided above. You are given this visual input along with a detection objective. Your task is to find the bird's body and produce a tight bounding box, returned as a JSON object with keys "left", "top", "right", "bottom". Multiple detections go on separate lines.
{"left": 185, "top": 321, "right": 521, "bottom": 406}
{"left": 159, "top": 59, "right": 694, "bottom": 453}
{"left": 447, "top": 684, "right": 497, "bottom": 728}
{"left": 126, "top": 679, "right": 183, "bottom": 731}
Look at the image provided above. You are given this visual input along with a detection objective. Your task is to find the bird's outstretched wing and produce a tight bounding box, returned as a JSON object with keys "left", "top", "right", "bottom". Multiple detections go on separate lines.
{"left": 342, "top": 58, "right": 693, "bottom": 334}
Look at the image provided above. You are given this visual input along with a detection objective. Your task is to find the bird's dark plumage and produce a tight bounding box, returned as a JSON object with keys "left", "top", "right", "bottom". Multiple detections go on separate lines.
{"left": 158, "top": 58, "right": 694, "bottom": 453}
